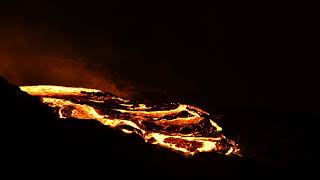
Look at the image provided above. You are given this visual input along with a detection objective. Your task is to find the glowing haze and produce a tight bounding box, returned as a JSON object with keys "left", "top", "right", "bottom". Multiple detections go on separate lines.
{"left": 0, "top": 23, "right": 132, "bottom": 99}
{"left": 21, "top": 85, "right": 240, "bottom": 156}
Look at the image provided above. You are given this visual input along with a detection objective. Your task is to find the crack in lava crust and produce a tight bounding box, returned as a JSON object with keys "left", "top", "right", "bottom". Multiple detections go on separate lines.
{"left": 20, "top": 85, "right": 240, "bottom": 157}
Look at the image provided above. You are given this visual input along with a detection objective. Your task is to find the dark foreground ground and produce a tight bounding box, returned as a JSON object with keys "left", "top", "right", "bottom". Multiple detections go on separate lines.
{"left": 0, "top": 76, "right": 311, "bottom": 177}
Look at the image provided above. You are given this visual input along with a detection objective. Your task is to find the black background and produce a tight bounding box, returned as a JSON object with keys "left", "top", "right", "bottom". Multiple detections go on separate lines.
{"left": 0, "top": 1, "right": 315, "bottom": 174}
{"left": 1, "top": 1, "right": 274, "bottom": 109}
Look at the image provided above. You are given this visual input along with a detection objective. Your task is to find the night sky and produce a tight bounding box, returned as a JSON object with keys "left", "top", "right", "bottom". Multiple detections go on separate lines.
{"left": 1, "top": 1, "right": 276, "bottom": 108}
{"left": 1, "top": 1, "right": 315, "bottom": 110}
{"left": 0, "top": 1, "right": 314, "bottom": 171}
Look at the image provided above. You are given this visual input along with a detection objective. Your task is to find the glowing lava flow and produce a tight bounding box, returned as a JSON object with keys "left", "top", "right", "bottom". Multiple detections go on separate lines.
{"left": 20, "top": 85, "right": 240, "bottom": 156}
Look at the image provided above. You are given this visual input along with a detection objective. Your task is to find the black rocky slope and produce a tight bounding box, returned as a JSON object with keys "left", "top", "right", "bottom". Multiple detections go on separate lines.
{"left": 0, "top": 76, "right": 280, "bottom": 177}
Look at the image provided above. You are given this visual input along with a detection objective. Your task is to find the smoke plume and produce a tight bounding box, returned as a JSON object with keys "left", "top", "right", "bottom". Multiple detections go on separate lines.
{"left": 0, "top": 22, "right": 133, "bottom": 98}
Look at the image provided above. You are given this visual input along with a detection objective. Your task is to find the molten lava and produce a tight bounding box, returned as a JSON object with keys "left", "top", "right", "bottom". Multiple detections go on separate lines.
{"left": 20, "top": 85, "right": 240, "bottom": 156}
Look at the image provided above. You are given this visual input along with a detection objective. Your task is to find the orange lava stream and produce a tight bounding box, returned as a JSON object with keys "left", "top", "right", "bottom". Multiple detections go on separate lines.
{"left": 20, "top": 85, "right": 240, "bottom": 157}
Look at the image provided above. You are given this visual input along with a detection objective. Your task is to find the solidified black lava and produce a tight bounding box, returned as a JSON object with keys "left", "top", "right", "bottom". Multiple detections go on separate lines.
{"left": 0, "top": 76, "right": 282, "bottom": 177}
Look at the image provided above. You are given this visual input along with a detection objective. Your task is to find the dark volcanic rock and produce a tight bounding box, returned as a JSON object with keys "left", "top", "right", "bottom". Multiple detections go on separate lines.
{"left": 0, "top": 76, "right": 58, "bottom": 141}
{"left": 0, "top": 76, "right": 279, "bottom": 177}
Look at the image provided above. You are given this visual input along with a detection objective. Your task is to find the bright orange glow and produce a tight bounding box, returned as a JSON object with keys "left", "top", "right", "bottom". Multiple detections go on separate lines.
{"left": 20, "top": 85, "right": 240, "bottom": 156}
